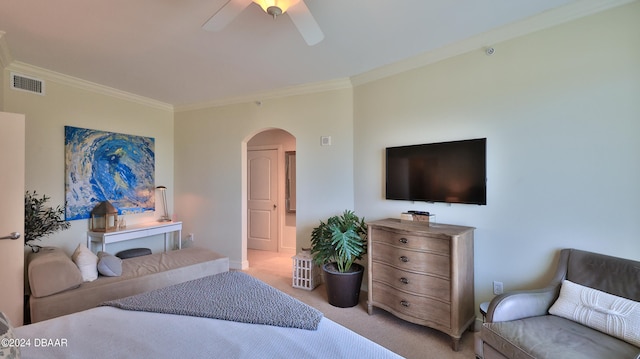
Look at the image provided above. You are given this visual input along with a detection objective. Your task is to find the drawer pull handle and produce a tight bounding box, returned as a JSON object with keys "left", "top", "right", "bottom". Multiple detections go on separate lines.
{"left": 400, "top": 300, "right": 410, "bottom": 307}
{"left": 400, "top": 256, "right": 409, "bottom": 263}
{"left": 399, "top": 237, "right": 408, "bottom": 244}
{"left": 399, "top": 277, "right": 409, "bottom": 284}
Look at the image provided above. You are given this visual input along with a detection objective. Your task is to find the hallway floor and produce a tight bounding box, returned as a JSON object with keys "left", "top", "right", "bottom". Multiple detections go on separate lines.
{"left": 247, "top": 248, "right": 294, "bottom": 277}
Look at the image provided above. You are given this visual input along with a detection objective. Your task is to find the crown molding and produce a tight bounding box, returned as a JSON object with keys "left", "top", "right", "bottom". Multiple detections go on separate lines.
{"left": 0, "top": 31, "right": 14, "bottom": 69}
{"left": 351, "top": 0, "right": 637, "bottom": 87}
{"left": 174, "top": 77, "right": 353, "bottom": 112}
{"left": 6, "top": 61, "right": 173, "bottom": 111}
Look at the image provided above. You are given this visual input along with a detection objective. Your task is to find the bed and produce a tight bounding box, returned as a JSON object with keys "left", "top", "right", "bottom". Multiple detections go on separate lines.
{"left": 11, "top": 272, "right": 402, "bottom": 358}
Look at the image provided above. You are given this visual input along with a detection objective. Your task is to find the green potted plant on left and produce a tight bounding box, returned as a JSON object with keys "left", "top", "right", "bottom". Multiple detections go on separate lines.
{"left": 310, "top": 210, "right": 368, "bottom": 308}
{"left": 24, "top": 191, "right": 70, "bottom": 252}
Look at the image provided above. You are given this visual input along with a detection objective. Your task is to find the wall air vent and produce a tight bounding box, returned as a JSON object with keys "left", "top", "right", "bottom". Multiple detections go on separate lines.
{"left": 11, "top": 72, "right": 45, "bottom": 95}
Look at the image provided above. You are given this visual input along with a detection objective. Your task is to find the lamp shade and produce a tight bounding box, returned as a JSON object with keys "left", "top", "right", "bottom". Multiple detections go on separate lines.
{"left": 156, "top": 186, "right": 171, "bottom": 222}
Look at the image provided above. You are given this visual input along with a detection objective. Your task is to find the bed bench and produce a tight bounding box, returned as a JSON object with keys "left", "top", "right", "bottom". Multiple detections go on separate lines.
{"left": 27, "top": 246, "right": 229, "bottom": 323}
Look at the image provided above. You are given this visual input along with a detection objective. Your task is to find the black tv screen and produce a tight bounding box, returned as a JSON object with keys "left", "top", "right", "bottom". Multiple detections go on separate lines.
{"left": 385, "top": 138, "right": 486, "bottom": 205}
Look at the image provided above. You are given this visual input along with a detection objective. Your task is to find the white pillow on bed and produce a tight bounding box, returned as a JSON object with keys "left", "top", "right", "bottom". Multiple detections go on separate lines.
{"left": 72, "top": 243, "right": 99, "bottom": 282}
{"left": 549, "top": 279, "right": 640, "bottom": 347}
{"left": 1, "top": 311, "right": 20, "bottom": 359}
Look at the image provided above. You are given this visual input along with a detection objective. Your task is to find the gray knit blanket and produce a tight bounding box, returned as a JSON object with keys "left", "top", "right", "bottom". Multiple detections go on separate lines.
{"left": 102, "top": 271, "right": 323, "bottom": 330}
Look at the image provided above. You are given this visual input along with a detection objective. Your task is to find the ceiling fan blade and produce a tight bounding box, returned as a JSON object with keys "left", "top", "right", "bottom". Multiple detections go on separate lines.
{"left": 202, "top": 0, "right": 253, "bottom": 32}
{"left": 287, "top": 1, "right": 324, "bottom": 46}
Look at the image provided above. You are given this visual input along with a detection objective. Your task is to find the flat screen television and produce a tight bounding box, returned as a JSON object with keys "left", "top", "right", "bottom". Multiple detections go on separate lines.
{"left": 385, "top": 138, "right": 486, "bottom": 205}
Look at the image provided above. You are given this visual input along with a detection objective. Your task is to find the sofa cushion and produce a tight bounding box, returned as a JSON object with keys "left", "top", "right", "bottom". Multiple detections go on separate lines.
{"left": 566, "top": 250, "right": 640, "bottom": 301}
{"left": 549, "top": 280, "right": 640, "bottom": 347}
{"left": 482, "top": 315, "right": 640, "bottom": 359}
{"left": 0, "top": 311, "right": 20, "bottom": 359}
{"left": 97, "top": 252, "right": 123, "bottom": 277}
{"left": 28, "top": 247, "right": 83, "bottom": 298}
{"left": 72, "top": 244, "right": 99, "bottom": 282}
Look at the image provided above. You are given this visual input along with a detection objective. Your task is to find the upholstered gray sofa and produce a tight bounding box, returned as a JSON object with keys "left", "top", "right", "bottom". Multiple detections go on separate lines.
{"left": 28, "top": 246, "right": 229, "bottom": 323}
{"left": 477, "top": 248, "right": 640, "bottom": 359}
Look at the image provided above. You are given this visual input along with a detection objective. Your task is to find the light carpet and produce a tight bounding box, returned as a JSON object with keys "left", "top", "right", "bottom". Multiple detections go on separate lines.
{"left": 242, "top": 250, "right": 479, "bottom": 359}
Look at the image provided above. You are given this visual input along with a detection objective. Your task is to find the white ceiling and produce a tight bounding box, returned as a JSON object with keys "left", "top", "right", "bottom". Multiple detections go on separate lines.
{"left": 0, "top": 0, "right": 624, "bottom": 107}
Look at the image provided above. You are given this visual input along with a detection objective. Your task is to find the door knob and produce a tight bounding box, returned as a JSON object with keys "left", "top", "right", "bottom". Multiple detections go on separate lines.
{"left": 0, "top": 232, "right": 21, "bottom": 240}
{"left": 273, "top": 204, "right": 277, "bottom": 209}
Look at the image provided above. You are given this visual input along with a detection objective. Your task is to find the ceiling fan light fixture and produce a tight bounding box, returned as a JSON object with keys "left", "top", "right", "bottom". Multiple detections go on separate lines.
{"left": 203, "top": 0, "right": 323, "bottom": 46}
{"left": 254, "top": 0, "right": 295, "bottom": 18}
{"left": 266, "top": 6, "right": 283, "bottom": 19}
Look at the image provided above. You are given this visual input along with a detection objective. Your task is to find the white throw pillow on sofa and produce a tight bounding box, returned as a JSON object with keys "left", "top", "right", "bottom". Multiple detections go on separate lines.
{"left": 72, "top": 243, "right": 99, "bottom": 282}
{"left": 549, "top": 279, "right": 640, "bottom": 347}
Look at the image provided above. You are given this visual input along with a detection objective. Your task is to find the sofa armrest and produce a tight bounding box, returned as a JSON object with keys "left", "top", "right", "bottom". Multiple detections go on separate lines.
{"left": 487, "top": 249, "right": 571, "bottom": 323}
{"left": 28, "top": 247, "right": 83, "bottom": 298}
{"left": 487, "top": 284, "right": 560, "bottom": 323}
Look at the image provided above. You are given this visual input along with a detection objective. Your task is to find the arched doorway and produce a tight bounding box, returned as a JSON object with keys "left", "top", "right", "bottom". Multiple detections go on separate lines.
{"left": 245, "top": 129, "right": 296, "bottom": 271}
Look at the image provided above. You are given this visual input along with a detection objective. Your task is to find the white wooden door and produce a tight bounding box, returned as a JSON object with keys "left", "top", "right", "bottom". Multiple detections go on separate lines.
{"left": 0, "top": 112, "right": 25, "bottom": 326}
{"left": 247, "top": 148, "right": 278, "bottom": 251}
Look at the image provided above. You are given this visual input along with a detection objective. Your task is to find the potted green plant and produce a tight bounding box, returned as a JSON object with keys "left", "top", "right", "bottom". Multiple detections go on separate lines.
{"left": 24, "top": 191, "right": 70, "bottom": 252}
{"left": 310, "top": 210, "right": 367, "bottom": 308}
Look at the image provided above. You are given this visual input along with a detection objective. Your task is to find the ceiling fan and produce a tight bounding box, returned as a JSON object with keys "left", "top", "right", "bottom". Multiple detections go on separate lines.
{"left": 202, "top": 0, "right": 324, "bottom": 46}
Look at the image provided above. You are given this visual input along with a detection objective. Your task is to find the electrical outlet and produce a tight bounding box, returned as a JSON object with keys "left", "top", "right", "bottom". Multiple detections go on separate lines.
{"left": 493, "top": 281, "right": 504, "bottom": 295}
{"left": 188, "top": 233, "right": 194, "bottom": 242}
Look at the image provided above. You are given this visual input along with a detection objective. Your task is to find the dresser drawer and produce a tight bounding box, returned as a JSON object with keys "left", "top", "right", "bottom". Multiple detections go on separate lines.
{"left": 371, "top": 227, "right": 450, "bottom": 254}
{"left": 371, "top": 262, "right": 450, "bottom": 299}
{"left": 372, "top": 282, "right": 451, "bottom": 329}
{"left": 372, "top": 243, "right": 450, "bottom": 278}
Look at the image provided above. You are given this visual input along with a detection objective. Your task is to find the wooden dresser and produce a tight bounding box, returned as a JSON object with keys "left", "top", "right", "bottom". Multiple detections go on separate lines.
{"left": 367, "top": 218, "right": 475, "bottom": 351}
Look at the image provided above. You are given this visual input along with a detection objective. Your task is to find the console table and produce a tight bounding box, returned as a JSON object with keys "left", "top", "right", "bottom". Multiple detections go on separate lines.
{"left": 87, "top": 221, "right": 182, "bottom": 253}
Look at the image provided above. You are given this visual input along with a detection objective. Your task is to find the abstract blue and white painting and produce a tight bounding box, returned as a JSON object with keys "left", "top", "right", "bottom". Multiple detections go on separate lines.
{"left": 65, "top": 126, "right": 155, "bottom": 220}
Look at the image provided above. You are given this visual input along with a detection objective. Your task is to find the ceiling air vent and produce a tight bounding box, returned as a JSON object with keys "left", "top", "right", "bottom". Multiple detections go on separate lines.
{"left": 11, "top": 72, "right": 45, "bottom": 95}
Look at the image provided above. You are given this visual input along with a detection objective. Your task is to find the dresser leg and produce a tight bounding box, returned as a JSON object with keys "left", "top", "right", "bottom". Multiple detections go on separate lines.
{"left": 451, "top": 337, "right": 461, "bottom": 351}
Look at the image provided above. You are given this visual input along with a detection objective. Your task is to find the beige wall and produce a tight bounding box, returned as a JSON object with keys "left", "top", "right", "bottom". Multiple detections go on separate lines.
{"left": 174, "top": 89, "right": 354, "bottom": 269}
{"left": 3, "top": 71, "right": 174, "bottom": 255}
{"left": 353, "top": 2, "right": 640, "bottom": 307}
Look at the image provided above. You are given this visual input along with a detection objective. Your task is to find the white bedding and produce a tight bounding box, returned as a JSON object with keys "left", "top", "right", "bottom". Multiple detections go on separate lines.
{"left": 14, "top": 306, "right": 402, "bottom": 358}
